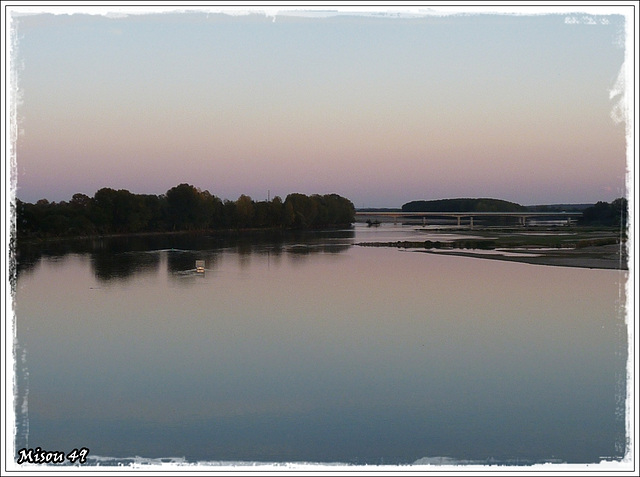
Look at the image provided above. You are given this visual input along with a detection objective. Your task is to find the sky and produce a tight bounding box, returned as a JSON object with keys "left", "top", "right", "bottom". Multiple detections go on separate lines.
{"left": 6, "top": 4, "right": 633, "bottom": 208}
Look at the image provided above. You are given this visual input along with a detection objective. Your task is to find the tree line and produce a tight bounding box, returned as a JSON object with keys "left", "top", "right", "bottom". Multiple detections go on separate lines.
{"left": 578, "top": 198, "right": 628, "bottom": 227}
{"left": 14, "top": 184, "right": 356, "bottom": 239}
{"left": 401, "top": 197, "right": 628, "bottom": 229}
{"left": 403, "top": 198, "right": 526, "bottom": 213}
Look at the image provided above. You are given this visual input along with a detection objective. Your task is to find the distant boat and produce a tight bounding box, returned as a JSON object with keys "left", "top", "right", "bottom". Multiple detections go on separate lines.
{"left": 366, "top": 219, "right": 381, "bottom": 227}
{"left": 195, "top": 260, "right": 205, "bottom": 273}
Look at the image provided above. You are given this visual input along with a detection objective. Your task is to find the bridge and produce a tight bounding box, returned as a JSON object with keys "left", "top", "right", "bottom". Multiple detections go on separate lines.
{"left": 355, "top": 211, "right": 583, "bottom": 227}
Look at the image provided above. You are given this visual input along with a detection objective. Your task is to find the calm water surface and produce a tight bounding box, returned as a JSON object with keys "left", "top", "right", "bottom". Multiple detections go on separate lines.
{"left": 13, "top": 224, "right": 629, "bottom": 466}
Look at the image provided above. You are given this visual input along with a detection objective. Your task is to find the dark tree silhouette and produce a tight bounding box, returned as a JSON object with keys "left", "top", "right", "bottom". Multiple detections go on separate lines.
{"left": 15, "top": 184, "right": 355, "bottom": 239}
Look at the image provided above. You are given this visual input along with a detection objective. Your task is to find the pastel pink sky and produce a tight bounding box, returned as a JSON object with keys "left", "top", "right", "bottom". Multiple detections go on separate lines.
{"left": 10, "top": 6, "right": 630, "bottom": 207}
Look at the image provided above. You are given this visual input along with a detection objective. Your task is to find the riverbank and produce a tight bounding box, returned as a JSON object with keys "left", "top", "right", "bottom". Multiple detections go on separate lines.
{"left": 356, "top": 226, "right": 628, "bottom": 270}
{"left": 413, "top": 243, "right": 628, "bottom": 270}
{"left": 15, "top": 224, "right": 355, "bottom": 246}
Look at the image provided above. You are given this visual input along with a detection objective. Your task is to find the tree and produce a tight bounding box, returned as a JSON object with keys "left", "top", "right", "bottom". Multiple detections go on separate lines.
{"left": 91, "top": 188, "right": 149, "bottom": 233}
{"left": 284, "top": 193, "right": 318, "bottom": 229}
{"left": 68, "top": 194, "right": 96, "bottom": 235}
{"left": 611, "top": 197, "right": 628, "bottom": 229}
{"left": 166, "top": 183, "right": 205, "bottom": 230}
{"left": 580, "top": 198, "right": 627, "bottom": 227}
{"left": 269, "top": 196, "right": 284, "bottom": 228}
{"left": 235, "top": 194, "right": 255, "bottom": 228}
{"left": 199, "top": 190, "right": 224, "bottom": 229}
{"left": 222, "top": 199, "right": 237, "bottom": 228}
{"left": 15, "top": 185, "right": 355, "bottom": 237}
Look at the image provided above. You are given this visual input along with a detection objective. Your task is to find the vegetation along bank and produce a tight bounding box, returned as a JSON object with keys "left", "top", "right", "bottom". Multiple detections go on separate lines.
{"left": 14, "top": 184, "right": 356, "bottom": 240}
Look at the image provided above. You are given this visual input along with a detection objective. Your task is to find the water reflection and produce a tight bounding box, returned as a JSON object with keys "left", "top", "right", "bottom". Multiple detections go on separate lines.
{"left": 11, "top": 225, "right": 628, "bottom": 466}
{"left": 16, "top": 229, "right": 355, "bottom": 283}
{"left": 92, "top": 250, "right": 161, "bottom": 282}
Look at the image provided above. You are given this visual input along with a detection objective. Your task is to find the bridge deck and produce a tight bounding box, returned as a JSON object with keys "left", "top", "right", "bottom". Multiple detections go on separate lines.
{"left": 356, "top": 211, "right": 582, "bottom": 217}
{"left": 356, "top": 211, "right": 581, "bottom": 227}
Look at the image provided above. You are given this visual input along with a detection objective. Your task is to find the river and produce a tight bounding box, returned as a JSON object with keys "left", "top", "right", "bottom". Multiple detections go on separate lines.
{"left": 11, "top": 224, "right": 630, "bottom": 469}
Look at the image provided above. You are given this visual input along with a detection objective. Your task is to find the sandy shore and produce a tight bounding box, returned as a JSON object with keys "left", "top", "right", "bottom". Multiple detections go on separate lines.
{"left": 414, "top": 243, "right": 628, "bottom": 270}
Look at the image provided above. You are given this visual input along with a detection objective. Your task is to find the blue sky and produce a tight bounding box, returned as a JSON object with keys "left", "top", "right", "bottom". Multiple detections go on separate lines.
{"left": 8, "top": 4, "right": 632, "bottom": 207}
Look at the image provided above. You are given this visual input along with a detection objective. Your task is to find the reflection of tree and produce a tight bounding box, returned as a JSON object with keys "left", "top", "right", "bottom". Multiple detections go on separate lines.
{"left": 14, "top": 239, "right": 95, "bottom": 280}
{"left": 283, "top": 243, "right": 350, "bottom": 261}
{"left": 320, "top": 244, "right": 351, "bottom": 254}
{"left": 15, "top": 230, "right": 355, "bottom": 283}
{"left": 14, "top": 246, "right": 44, "bottom": 279}
{"left": 166, "top": 251, "right": 200, "bottom": 274}
{"left": 92, "top": 251, "right": 161, "bottom": 282}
